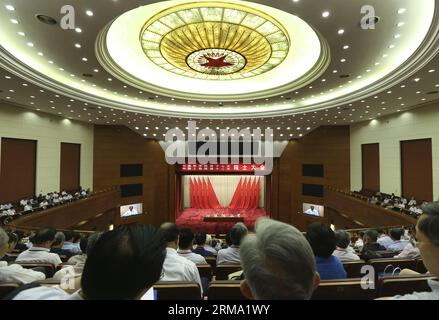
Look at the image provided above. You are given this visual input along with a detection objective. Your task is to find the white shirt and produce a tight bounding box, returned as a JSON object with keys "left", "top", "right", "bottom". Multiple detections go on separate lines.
{"left": 13, "top": 286, "right": 82, "bottom": 300}
{"left": 394, "top": 242, "right": 421, "bottom": 259}
{"left": 217, "top": 245, "right": 241, "bottom": 265}
{"left": 377, "top": 235, "right": 394, "bottom": 249}
{"left": 305, "top": 208, "right": 320, "bottom": 216}
{"left": 391, "top": 279, "right": 439, "bottom": 300}
{"left": 0, "top": 261, "right": 46, "bottom": 284}
{"left": 122, "top": 209, "right": 138, "bottom": 217}
{"left": 177, "top": 249, "right": 207, "bottom": 265}
{"left": 62, "top": 242, "right": 82, "bottom": 254}
{"left": 162, "top": 247, "right": 203, "bottom": 295}
{"left": 354, "top": 239, "right": 364, "bottom": 251}
{"left": 332, "top": 247, "right": 361, "bottom": 262}
{"left": 23, "top": 204, "right": 32, "bottom": 211}
{"left": 204, "top": 245, "right": 217, "bottom": 254}
{"left": 408, "top": 199, "right": 417, "bottom": 207}
{"left": 387, "top": 240, "right": 409, "bottom": 252}
{"left": 16, "top": 247, "right": 62, "bottom": 267}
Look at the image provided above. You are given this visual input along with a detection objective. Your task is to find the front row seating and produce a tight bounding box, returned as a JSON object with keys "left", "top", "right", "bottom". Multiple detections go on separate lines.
{"left": 153, "top": 281, "right": 201, "bottom": 300}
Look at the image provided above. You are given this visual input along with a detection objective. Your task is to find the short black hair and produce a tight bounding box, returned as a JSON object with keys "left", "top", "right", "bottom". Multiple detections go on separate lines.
{"left": 72, "top": 232, "right": 81, "bottom": 243}
{"left": 64, "top": 231, "right": 74, "bottom": 242}
{"left": 52, "top": 232, "right": 65, "bottom": 247}
{"left": 365, "top": 229, "right": 378, "bottom": 242}
{"left": 389, "top": 228, "right": 404, "bottom": 241}
{"left": 32, "top": 228, "right": 56, "bottom": 245}
{"left": 178, "top": 228, "right": 194, "bottom": 249}
{"left": 418, "top": 202, "right": 439, "bottom": 245}
{"left": 376, "top": 227, "right": 385, "bottom": 234}
{"left": 230, "top": 223, "right": 248, "bottom": 246}
{"left": 358, "top": 231, "right": 365, "bottom": 238}
{"left": 158, "top": 223, "right": 179, "bottom": 243}
{"left": 81, "top": 224, "right": 166, "bottom": 300}
{"left": 7, "top": 232, "right": 18, "bottom": 244}
{"left": 334, "top": 230, "right": 350, "bottom": 249}
{"left": 86, "top": 232, "right": 103, "bottom": 255}
{"left": 79, "top": 236, "right": 88, "bottom": 253}
{"left": 306, "top": 222, "right": 336, "bottom": 258}
{"left": 194, "top": 231, "right": 207, "bottom": 246}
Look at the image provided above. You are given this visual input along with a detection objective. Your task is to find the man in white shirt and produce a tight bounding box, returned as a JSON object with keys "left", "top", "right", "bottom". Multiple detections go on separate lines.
{"left": 23, "top": 203, "right": 32, "bottom": 212}
{"left": 408, "top": 196, "right": 417, "bottom": 207}
{"left": 122, "top": 205, "right": 138, "bottom": 217}
{"left": 376, "top": 228, "right": 394, "bottom": 249}
{"left": 204, "top": 234, "right": 218, "bottom": 254}
{"left": 354, "top": 231, "right": 364, "bottom": 252}
{"left": 177, "top": 228, "right": 206, "bottom": 265}
{"left": 62, "top": 231, "right": 82, "bottom": 255}
{"left": 304, "top": 205, "right": 320, "bottom": 217}
{"left": 16, "top": 228, "right": 62, "bottom": 267}
{"left": 159, "top": 223, "right": 203, "bottom": 296}
{"left": 0, "top": 228, "right": 46, "bottom": 284}
{"left": 14, "top": 224, "right": 166, "bottom": 300}
{"left": 387, "top": 228, "right": 409, "bottom": 252}
{"left": 333, "top": 230, "right": 360, "bottom": 262}
{"left": 390, "top": 201, "right": 439, "bottom": 300}
{"left": 217, "top": 222, "right": 248, "bottom": 265}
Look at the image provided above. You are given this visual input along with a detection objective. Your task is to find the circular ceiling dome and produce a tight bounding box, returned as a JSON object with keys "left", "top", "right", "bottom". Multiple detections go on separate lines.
{"left": 140, "top": 3, "right": 290, "bottom": 80}
{"left": 96, "top": 0, "right": 330, "bottom": 101}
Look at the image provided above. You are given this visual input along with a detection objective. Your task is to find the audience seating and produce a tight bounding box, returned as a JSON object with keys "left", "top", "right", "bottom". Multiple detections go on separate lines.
{"left": 208, "top": 280, "right": 246, "bottom": 300}
{"left": 369, "top": 258, "right": 418, "bottom": 276}
{"left": 416, "top": 259, "right": 428, "bottom": 274}
{"left": 55, "top": 262, "right": 75, "bottom": 272}
{"left": 197, "top": 264, "right": 213, "bottom": 281}
{"left": 343, "top": 260, "right": 366, "bottom": 278}
{"left": 0, "top": 283, "right": 21, "bottom": 299}
{"left": 215, "top": 265, "right": 242, "bottom": 280}
{"left": 312, "top": 278, "right": 376, "bottom": 300}
{"left": 377, "top": 274, "right": 436, "bottom": 298}
{"left": 15, "top": 262, "right": 55, "bottom": 278}
{"left": 153, "top": 281, "right": 201, "bottom": 300}
{"left": 205, "top": 256, "right": 217, "bottom": 270}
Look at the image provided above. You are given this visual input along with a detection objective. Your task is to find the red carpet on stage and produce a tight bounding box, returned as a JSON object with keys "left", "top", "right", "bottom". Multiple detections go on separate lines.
{"left": 176, "top": 208, "right": 268, "bottom": 234}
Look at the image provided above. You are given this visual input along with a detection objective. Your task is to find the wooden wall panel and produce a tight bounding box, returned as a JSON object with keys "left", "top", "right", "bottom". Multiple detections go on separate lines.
{"left": 0, "top": 138, "right": 36, "bottom": 202}
{"left": 60, "top": 143, "right": 81, "bottom": 192}
{"left": 401, "top": 138, "right": 433, "bottom": 201}
{"left": 93, "top": 126, "right": 172, "bottom": 227}
{"left": 361, "top": 143, "right": 380, "bottom": 192}
{"left": 273, "top": 126, "right": 351, "bottom": 231}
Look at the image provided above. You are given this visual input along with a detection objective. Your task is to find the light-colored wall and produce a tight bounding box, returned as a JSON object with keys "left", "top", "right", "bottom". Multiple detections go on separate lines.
{"left": 350, "top": 102, "right": 439, "bottom": 199}
{"left": 0, "top": 102, "right": 94, "bottom": 195}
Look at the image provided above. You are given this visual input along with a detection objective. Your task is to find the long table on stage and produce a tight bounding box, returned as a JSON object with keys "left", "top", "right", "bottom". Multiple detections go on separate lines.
{"left": 203, "top": 216, "right": 245, "bottom": 223}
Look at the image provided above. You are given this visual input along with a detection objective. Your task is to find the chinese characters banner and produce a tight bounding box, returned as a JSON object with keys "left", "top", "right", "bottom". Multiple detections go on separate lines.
{"left": 177, "top": 163, "right": 266, "bottom": 173}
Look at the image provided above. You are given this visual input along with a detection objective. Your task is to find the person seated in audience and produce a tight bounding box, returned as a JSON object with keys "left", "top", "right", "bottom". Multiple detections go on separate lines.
{"left": 369, "top": 196, "right": 378, "bottom": 205}
{"left": 1, "top": 232, "right": 19, "bottom": 263}
{"left": 362, "top": 229, "right": 386, "bottom": 259}
{"left": 68, "top": 232, "right": 102, "bottom": 271}
{"left": 240, "top": 218, "right": 320, "bottom": 300}
{"left": 72, "top": 232, "right": 82, "bottom": 253}
{"left": 333, "top": 230, "right": 360, "bottom": 262}
{"left": 15, "top": 228, "right": 62, "bottom": 267}
{"left": 389, "top": 201, "right": 439, "bottom": 300}
{"left": 50, "top": 232, "right": 72, "bottom": 258}
{"left": 217, "top": 222, "right": 248, "bottom": 265}
{"left": 177, "top": 228, "right": 207, "bottom": 264}
{"left": 205, "top": 234, "right": 219, "bottom": 254}
{"left": 39, "top": 199, "right": 49, "bottom": 209}
{"left": 376, "top": 227, "right": 394, "bottom": 249}
{"left": 13, "top": 224, "right": 166, "bottom": 300}
{"left": 401, "top": 197, "right": 408, "bottom": 206}
{"left": 23, "top": 202, "right": 33, "bottom": 212}
{"left": 62, "top": 231, "right": 82, "bottom": 255}
{"left": 193, "top": 231, "right": 215, "bottom": 257}
{"left": 158, "top": 223, "right": 203, "bottom": 296}
{"left": 13, "top": 230, "right": 28, "bottom": 252}
{"left": 394, "top": 237, "right": 420, "bottom": 259}
{"left": 0, "top": 227, "right": 46, "bottom": 284}
{"left": 354, "top": 231, "right": 365, "bottom": 251}
{"left": 408, "top": 196, "right": 417, "bottom": 207}
{"left": 306, "top": 222, "right": 347, "bottom": 280}
{"left": 381, "top": 197, "right": 391, "bottom": 206}
{"left": 387, "top": 228, "right": 409, "bottom": 252}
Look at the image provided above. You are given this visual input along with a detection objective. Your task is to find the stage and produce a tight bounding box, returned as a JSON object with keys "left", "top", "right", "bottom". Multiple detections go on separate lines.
{"left": 176, "top": 208, "right": 268, "bottom": 234}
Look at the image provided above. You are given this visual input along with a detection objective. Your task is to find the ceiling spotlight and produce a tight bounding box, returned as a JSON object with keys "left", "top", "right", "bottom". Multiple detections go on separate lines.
{"left": 82, "top": 57, "right": 88, "bottom": 61}
{"left": 340, "top": 58, "right": 346, "bottom": 63}
{"left": 338, "top": 29, "right": 345, "bottom": 35}
{"left": 37, "top": 52, "right": 43, "bottom": 56}
{"left": 18, "top": 31, "right": 25, "bottom": 36}
{"left": 93, "top": 69, "right": 99, "bottom": 73}
{"left": 322, "top": 11, "right": 330, "bottom": 18}
{"left": 343, "top": 45, "right": 349, "bottom": 49}
{"left": 414, "top": 78, "right": 421, "bottom": 82}
{"left": 75, "top": 27, "right": 82, "bottom": 33}
{"left": 36, "top": 14, "right": 57, "bottom": 25}
{"left": 397, "top": 22, "right": 405, "bottom": 27}
{"left": 85, "top": 10, "right": 94, "bottom": 16}
{"left": 74, "top": 43, "right": 81, "bottom": 48}
{"left": 27, "top": 42, "right": 34, "bottom": 47}
{"left": 5, "top": 4, "right": 15, "bottom": 11}
{"left": 398, "top": 8, "right": 406, "bottom": 14}
{"left": 10, "top": 19, "right": 18, "bottom": 24}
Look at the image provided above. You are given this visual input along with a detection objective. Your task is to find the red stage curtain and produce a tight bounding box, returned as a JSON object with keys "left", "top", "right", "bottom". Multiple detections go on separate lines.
{"left": 253, "top": 177, "right": 261, "bottom": 209}
{"left": 207, "top": 178, "right": 222, "bottom": 209}
{"left": 228, "top": 178, "right": 242, "bottom": 210}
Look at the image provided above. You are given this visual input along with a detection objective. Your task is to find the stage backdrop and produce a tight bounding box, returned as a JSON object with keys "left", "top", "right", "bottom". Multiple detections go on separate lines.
{"left": 182, "top": 175, "right": 265, "bottom": 209}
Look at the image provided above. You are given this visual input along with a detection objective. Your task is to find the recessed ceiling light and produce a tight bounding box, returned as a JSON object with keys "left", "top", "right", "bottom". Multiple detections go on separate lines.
{"left": 5, "top": 4, "right": 15, "bottom": 11}
{"left": 74, "top": 43, "right": 81, "bottom": 48}
{"left": 18, "top": 31, "right": 25, "bottom": 36}
{"left": 338, "top": 29, "right": 345, "bottom": 35}
{"left": 397, "top": 22, "right": 405, "bottom": 27}
{"left": 332, "top": 70, "right": 338, "bottom": 73}
{"left": 340, "top": 58, "right": 346, "bottom": 63}
{"left": 322, "top": 11, "right": 330, "bottom": 18}
{"left": 82, "top": 57, "right": 88, "bottom": 62}
{"left": 85, "top": 10, "right": 94, "bottom": 16}
{"left": 108, "top": 78, "right": 112, "bottom": 81}
{"left": 10, "top": 19, "right": 18, "bottom": 24}
{"left": 343, "top": 45, "right": 349, "bottom": 49}
{"left": 414, "top": 78, "right": 421, "bottom": 82}
{"left": 93, "top": 69, "right": 99, "bottom": 73}
{"left": 398, "top": 8, "right": 406, "bottom": 14}
{"left": 429, "top": 69, "right": 435, "bottom": 73}
{"left": 48, "top": 60, "right": 53, "bottom": 64}
{"left": 394, "top": 34, "right": 401, "bottom": 39}
{"left": 37, "top": 52, "right": 43, "bottom": 56}
{"left": 27, "top": 42, "right": 34, "bottom": 47}
{"left": 389, "top": 44, "right": 395, "bottom": 49}
{"left": 5, "top": 75, "right": 11, "bottom": 79}
{"left": 75, "top": 27, "right": 82, "bottom": 33}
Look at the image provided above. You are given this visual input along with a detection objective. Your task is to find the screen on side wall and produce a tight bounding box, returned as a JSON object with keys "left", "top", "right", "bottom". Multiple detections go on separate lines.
{"left": 120, "top": 203, "right": 143, "bottom": 218}
{"left": 303, "top": 203, "right": 324, "bottom": 217}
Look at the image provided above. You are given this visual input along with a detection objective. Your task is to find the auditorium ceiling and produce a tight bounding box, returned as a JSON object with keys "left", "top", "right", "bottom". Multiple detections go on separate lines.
{"left": 0, "top": 0, "right": 439, "bottom": 140}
